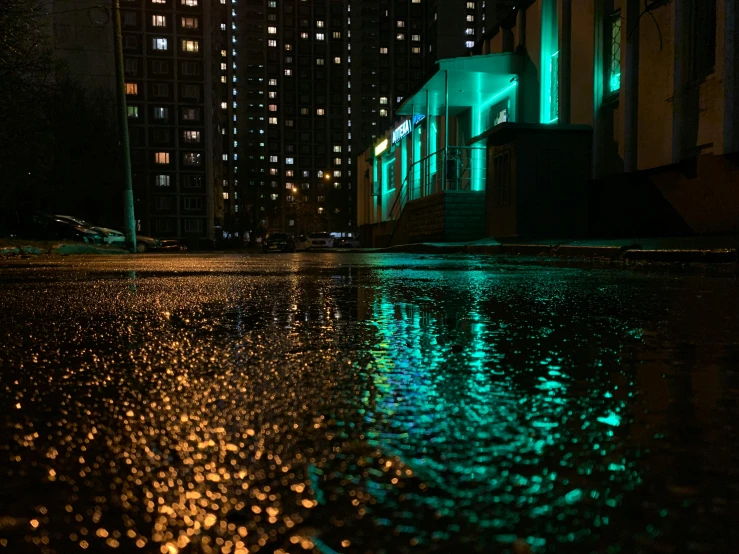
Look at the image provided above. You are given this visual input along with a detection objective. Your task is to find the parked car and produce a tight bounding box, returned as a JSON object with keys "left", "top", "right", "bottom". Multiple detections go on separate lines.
{"left": 136, "top": 235, "right": 160, "bottom": 252}
{"left": 55, "top": 215, "right": 125, "bottom": 246}
{"left": 156, "top": 239, "right": 188, "bottom": 251}
{"left": 307, "top": 232, "right": 334, "bottom": 249}
{"left": 333, "top": 237, "right": 360, "bottom": 248}
{"left": 15, "top": 213, "right": 104, "bottom": 244}
{"left": 263, "top": 232, "right": 296, "bottom": 253}
{"left": 295, "top": 235, "right": 310, "bottom": 251}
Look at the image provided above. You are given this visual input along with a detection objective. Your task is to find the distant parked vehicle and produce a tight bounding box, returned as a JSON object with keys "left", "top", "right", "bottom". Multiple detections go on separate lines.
{"left": 295, "top": 235, "right": 309, "bottom": 251}
{"left": 307, "top": 232, "right": 334, "bottom": 249}
{"left": 15, "top": 213, "right": 104, "bottom": 244}
{"left": 333, "top": 237, "right": 360, "bottom": 248}
{"left": 136, "top": 235, "right": 160, "bottom": 252}
{"left": 55, "top": 215, "right": 125, "bottom": 246}
{"left": 263, "top": 232, "right": 296, "bottom": 253}
{"left": 155, "top": 239, "right": 187, "bottom": 251}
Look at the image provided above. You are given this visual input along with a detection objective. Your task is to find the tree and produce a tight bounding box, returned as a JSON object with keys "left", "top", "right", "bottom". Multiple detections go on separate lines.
{"left": 0, "top": 0, "right": 57, "bottom": 231}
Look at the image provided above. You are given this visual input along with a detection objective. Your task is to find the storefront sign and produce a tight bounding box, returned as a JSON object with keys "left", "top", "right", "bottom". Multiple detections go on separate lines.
{"left": 374, "top": 138, "right": 389, "bottom": 156}
{"left": 391, "top": 120, "right": 412, "bottom": 145}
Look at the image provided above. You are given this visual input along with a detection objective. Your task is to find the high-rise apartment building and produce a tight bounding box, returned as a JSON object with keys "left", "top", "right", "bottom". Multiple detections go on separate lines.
{"left": 426, "top": 0, "right": 497, "bottom": 74}
{"left": 351, "top": 0, "right": 427, "bottom": 154}
{"left": 114, "top": 0, "right": 503, "bottom": 240}
{"left": 120, "top": 0, "right": 227, "bottom": 242}
{"left": 231, "top": 0, "right": 354, "bottom": 236}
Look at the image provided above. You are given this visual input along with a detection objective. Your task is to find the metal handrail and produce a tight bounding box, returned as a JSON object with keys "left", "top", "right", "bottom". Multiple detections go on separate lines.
{"left": 388, "top": 146, "right": 486, "bottom": 221}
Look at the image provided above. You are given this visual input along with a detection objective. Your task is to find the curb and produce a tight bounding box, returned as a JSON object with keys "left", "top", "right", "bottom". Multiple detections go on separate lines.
{"left": 374, "top": 242, "right": 738, "bottom": 265}
{"left": 0, "top": 243, "right": 128, "bottom": 258}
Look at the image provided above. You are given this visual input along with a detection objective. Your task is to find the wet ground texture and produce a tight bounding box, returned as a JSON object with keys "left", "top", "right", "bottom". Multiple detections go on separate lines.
{"left": 1, "top": 253, "right": 738, "bottom": 554}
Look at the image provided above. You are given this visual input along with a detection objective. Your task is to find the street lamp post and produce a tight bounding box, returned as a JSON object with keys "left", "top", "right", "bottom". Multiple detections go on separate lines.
{"left": 112, "top": 0, "right": 137, "bottom": 253}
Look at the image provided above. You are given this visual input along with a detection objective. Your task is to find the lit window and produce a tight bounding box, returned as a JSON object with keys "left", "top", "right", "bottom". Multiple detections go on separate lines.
{"left": 606, "top": 11, "right": 622, "bottom": 96}
{"left": 184, "top": 130, "right": 200, "bottom": 142}
{"left": 220, "top": 23, "right": 226, "bottom": 30}
{"left": 268, "top": 104, "right": 277, "bottom": 111}
{"left": 220, "top": 62, "right": 227, "bottom": 70}
{"left": 181, "top": 0, "right": 197, "bottom": 6}
{"left": 184, "top": 152, "right": 201, "bottom": 165}
{"left": 300, "top": 108, "right": 309, "bottom": 115}
{"left": 269, "top": 155, "right": 278, "bottom": 162}
{"left": 467, "top": 15, "right": 474, "bottom": 22}
{"left": 332, "top": 31, "right": 341, "bottom": 39}
{"left": 412, "top": 34, "right": 420, "bottom": 41}
{"left": 318, "top": 207, "right": 324, "bottom": 214}
{"left": 333, "top": 157, "right": 341, "bottom": 165}
{"left": 155, "top": 175, "right": 170, "bottom": 187}
{"left": 285, "top": 43, "right": 293, "bottom": 51}
{"left": 221, "top": 49, "right": 227, "bottom": 57}
{"left": 268, "top": 26, "right": 277, "bottom": 34}
{"left": 154, "top": 107, "right": 168, "bottom": 119}
{"left": 316, "top": 33, "right": 325, "bottom": 40}
{"left": 316, "top": 20, "right": 324, "bottom": 28}
{"left": 286, "top": 157, "right": 294, "bottom": 164}
{"left": 379, "top": 97, "right": 388, "bottom": 105}
{"left": 316, "top": 108, "right": 325, "bottom": 115}
{"left": 300, "top": 32, "right": 308, "bottom": 39}
{"left": 396, "top": 20, "right": 405, "bottom": 27}
{"left": 467, "top": 1, "right": 475, "bottom": 7}
{"left": 412, "top": 0, "right": 421, "bottom": 3}
{"left": 269, "top": 117, "right": 278, "bottom": 124}
{"left": 268, "top": 0, "right": 277, "bottom": 7}
{"left": 333, "top": 57, "right": 341, "bottom": 64}
{"left": 221, "top": 102, "right": 227, "bottom": 109}
{"left": 152, "top": 0, "right": 165, "bottom": 3}
{"left": 465, "top": 28, "right": 474, "bottom": 35}
{"left": 316, "top": 58, "right": 324, "bottom": 65}
{"left": 269, "top": 91, "right": 277, "bottom": 98}
{"left": 379, "top": 109, "right": 388, "bottom": 117}
{"left": 181, "top": 16, "right": 198, "bottom": 28}
{"left": 284, "top": 69, "right": 292, "bottom": 76}
{"left": 182, "top": 40, "right": 199, "bottom": 52}
{"left": 333, "top": 170, "right": 341, "bottom": 177}
{"left": 183, "top": 108, "right": 199, "bottom": 120}
{"left": 223, "top": 192, "right": 229, "bottom": 200}
{"left": 380, "top": 47, "right": 388, "bottom": 54}
{"left": 269, "top": 78, "right": 277, "bottom": 86}
{"left": 126, "top": 82, "right": 138, "bottom": 95}
{"left": 152, "top": 15, "right": 166, "bottom": 26}
{"left": 155, "top": 152, "right": 170, "bottom": 164}
{"left": 396, "top": 33, "right": 405, "bottom": 40}
{"left": 333, "top": 146, "right": 342, "bottom": 152}
{"left": 222, "top": 154, "right": 228, "bottom": 161}
{"left": 220, "top": 76, "right": 227, "bottom": 83}
{"left": 268, "top": 39, "right": 277, "bottom": 47}
{"left": 127, "top": 106, "right": 139, "bottom": 118}
{"left": 412, "top": 47, "right": 421, "bottom": 54}
{"left": 153, "top": 38, "right": 168, "bottom": 50}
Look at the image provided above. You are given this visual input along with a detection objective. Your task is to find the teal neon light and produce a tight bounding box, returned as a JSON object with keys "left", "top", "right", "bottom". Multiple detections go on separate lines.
{"left": 480, "top": 82, "right": 518, "bottom": 112}
{"left": 540, "top": 0, "right": 558, "bottom": 123}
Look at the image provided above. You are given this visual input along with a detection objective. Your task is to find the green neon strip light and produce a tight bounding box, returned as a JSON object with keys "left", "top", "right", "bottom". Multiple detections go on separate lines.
{"left": 480, "top": 82, "right": 518, "bottom": 112}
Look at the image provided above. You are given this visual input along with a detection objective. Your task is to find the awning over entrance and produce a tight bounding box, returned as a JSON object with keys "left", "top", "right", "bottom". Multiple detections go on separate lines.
{"left": 396, "top": 53, "right": 523, "bottom": 117}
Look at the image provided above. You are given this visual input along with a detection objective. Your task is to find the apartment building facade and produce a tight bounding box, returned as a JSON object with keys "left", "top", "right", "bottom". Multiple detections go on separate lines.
{"left": 120, "top": 0, "right": 225, "bottom": 242}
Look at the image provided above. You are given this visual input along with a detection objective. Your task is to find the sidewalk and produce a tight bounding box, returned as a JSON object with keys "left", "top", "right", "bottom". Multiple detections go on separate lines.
{"left": 379, "top": 236, "right": 739, "bottom": 264}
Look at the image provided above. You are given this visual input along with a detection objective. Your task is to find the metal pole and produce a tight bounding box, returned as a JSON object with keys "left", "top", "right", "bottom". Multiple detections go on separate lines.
{"left": 113, "top": 0, "right": 137, "bottom": 253}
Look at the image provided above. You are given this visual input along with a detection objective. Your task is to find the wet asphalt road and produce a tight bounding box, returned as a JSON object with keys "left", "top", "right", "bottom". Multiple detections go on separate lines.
{"left": 0, "top": 253, "right": 738, "bottom": 554}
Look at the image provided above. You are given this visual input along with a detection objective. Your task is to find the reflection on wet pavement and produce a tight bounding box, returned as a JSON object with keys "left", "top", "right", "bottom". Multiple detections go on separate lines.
{"left": 0, "top": 254, "right": 737, "bottom": 553}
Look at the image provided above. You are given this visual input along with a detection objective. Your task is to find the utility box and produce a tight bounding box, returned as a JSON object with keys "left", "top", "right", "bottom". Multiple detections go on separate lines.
{"left": 484, "top": 123, "right": 592, "bottom": 238}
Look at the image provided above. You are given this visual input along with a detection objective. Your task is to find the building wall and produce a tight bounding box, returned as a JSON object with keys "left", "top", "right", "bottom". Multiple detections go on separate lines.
{"left": 121, "top": 0, "right": 221, "bottom": 242}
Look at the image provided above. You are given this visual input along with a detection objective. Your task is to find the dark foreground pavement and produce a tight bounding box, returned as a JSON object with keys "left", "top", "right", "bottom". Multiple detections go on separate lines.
{"left": 1, "top": 253, "right": 738, "bottom": 553}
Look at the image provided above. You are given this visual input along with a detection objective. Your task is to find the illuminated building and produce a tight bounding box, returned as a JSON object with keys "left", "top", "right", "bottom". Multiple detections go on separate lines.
{"left": 359, "top": 0, "right": 739, "bottom": 245}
